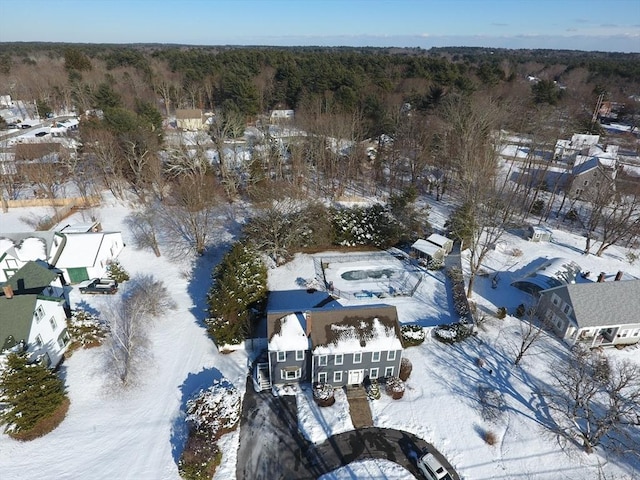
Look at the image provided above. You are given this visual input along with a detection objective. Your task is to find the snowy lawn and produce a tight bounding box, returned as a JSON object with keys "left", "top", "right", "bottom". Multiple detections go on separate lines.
{"left": 297, "top": 385, "right": 354, "bottom": 444}
{"left": 0, "top": 197, "right": 248, "bottom": 480}
{"left": 1, "top": 196, "right": 639, "bottom": 480}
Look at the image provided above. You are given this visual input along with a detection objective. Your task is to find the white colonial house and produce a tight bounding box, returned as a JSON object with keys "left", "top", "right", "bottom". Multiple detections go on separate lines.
{"left": 0, "top": 261, "right": 71, "bottom": 367}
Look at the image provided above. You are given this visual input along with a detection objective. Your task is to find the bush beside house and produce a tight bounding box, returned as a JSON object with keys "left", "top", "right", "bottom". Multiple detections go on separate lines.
{"left": 178, "top": 377, "right": 241, "bottom": 480}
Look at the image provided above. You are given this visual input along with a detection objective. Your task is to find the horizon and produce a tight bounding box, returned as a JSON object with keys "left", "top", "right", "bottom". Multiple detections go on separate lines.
{"left": 0, "top": 0, "right": 639, "bottom": 53}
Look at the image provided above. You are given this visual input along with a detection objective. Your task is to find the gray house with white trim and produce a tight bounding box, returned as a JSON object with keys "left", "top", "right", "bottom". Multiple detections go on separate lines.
{"left": 262, "top": 304, "right": 403, "bottom": 390}
{"left": 536, "top": 279, "right": 640, "bottom": 347}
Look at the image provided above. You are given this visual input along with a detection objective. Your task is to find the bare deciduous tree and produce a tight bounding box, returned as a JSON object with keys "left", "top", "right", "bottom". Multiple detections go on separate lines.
{"left": 543, "top": 346, "right": 640, "bottom": 455}
{"left": 125, "top": 205, "right": 163, "bottom": 257}
{"left": 160, "top": 174, "right": 224, "bottom": 257}
{"left": 104, "top": 275, "right": 176, "bottom": 387}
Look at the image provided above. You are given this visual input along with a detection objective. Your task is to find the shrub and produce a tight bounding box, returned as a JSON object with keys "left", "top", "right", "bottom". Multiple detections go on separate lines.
{"left": 433, "top": 322, "right": 473, "bottom": 344}
{"left": 511, "top": 248, "right": 523, "bottom": 257}
{"left": 483, "top": 429, "right": 498, "bottom": 445}
{"left": 401, "top": 324, "right": 425, "bottom": 347}
{"left": 179, "top": 377, "right": 240, "bottom": 479}
{"left": 496, "top": 307, "right": 507, "bottom": 319}
{"left": 626, "top": 251, "right": 637, "bottom": 265}
{"left": 385, "top": 376, "right": 405, "bottom": 400}
{"left": 67, "top": 309, "right": 109, "bottom": 352}
{"left": 366, "top": 379, "right": 381, "bottom": 400}
{"left": 185, "top": 378, "right": 241, "bottom": 436}
{"left": 447, "top": 267, "right": 470, "bottom": 316}
{"left": 427, "top": 258, "right": 444, "bottom": 271}
{"left": 515, "top": 304, "right": 526, "bottom": 318}
{"left": 106, "top": 260, "right": 130, "bottom": 283}
{"left": 178, "top": 432, "right": 222, "bottom": 480}
{"left": 399, "top": 357, "right": 413, "bottom": 381}
{"left": 312, "top": 383, "right": 335, "bottom": 407}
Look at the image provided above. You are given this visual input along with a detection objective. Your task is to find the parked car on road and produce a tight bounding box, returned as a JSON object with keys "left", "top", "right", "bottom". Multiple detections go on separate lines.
{"left": 417, "top": 452, "right": 452, "bottom": 480}
{"left": 78, "top": 278, "right": 118, "bottom": 294}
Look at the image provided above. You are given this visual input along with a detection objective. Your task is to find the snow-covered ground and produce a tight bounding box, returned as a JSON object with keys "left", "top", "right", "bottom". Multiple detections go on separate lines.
{"left": 1, "top": 193, "right": 639, "bottom": 479}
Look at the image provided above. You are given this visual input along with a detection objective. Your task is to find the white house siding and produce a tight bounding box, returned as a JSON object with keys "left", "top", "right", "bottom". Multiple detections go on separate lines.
{"left": 27, "top": 298, "right": 70, "bottom": 367}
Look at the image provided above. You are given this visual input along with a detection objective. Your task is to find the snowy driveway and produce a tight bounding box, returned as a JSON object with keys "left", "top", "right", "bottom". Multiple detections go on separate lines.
{"left": 236, "top": 378, "right": 460, "bottom": 479}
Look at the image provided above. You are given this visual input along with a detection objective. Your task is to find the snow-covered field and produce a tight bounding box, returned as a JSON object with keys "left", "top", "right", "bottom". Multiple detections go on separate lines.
{"left": 1, "top": 194, "right": 639, "bottom": 480}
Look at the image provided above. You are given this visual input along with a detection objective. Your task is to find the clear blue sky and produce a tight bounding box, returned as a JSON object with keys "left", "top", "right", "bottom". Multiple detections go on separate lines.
{"left": 1, "top": 0, "right": 639, "bottom": 52}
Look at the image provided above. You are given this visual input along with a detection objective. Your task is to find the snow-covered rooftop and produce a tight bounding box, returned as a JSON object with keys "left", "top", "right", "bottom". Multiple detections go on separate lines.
{"left": 268, "top": 313, "right": 310, "bottom": 351}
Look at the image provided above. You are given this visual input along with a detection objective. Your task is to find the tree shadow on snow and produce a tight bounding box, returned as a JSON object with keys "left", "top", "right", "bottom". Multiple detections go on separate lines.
{"left": 170, "top": 367, "right": 224, "bottom": 464}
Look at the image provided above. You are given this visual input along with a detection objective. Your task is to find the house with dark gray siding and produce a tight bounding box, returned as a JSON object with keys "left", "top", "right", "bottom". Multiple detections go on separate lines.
{"left": 536, "top": 278, "right": 640, "bottom": 347}
{"left": 261, "top": 304, "right": 402, "bottom": 390}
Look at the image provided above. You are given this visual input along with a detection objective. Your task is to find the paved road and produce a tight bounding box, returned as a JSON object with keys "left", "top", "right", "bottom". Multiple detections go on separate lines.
{"left": 236, "top": 378, "right": 460, "bottom": 479}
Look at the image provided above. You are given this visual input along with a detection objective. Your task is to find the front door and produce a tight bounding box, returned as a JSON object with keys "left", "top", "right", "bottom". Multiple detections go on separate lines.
{"left": 348, "top": 369, "right": 364, "bottom": 385}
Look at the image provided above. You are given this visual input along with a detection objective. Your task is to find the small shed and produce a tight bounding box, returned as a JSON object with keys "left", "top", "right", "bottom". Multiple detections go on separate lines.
{"left": 527, "top": 226, "right": 553, "bottom": 243}
{"left": 411, "top": 239, "right": 446, "bottom": 262}
{"left": 426, "top": 233, "right": 454, "bottom": 254}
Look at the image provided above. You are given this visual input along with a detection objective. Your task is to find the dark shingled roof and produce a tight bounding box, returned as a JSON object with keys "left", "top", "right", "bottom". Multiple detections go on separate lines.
{"left": 308, "top": 304, "right": 400, "bottom": 348}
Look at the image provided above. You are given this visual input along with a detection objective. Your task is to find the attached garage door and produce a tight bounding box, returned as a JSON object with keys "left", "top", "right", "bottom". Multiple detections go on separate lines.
{"left": 67, "top": 267, "right": 89, "bottom": 283}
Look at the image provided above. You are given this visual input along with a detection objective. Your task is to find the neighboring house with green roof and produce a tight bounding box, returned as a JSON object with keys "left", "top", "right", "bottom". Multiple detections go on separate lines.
{"left": 0, "top": 261, "right": 70, "bottom": 367}
{"left": 536, "top": 278, "right": 640, "bottom": 347}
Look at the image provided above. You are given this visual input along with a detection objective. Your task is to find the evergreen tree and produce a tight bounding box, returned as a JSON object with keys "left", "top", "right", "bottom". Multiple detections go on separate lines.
{"left": 0, "top": 352, "right": 67, "bottom": 435}
{"left": 206, "top": 243, "right": 267, "bottom": 345}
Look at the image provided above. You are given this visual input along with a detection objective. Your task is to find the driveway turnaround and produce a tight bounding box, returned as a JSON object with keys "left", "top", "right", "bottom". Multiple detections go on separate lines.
{"left": 236, "top": 378, "right": 460, "bottom": 479}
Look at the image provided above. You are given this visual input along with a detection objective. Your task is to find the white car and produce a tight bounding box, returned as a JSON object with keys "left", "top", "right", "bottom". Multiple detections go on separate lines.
{"left": 417, "top": 452, "right": 452, "bottom": 480}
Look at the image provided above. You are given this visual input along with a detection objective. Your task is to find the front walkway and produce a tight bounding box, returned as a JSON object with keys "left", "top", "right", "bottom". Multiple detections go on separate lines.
{"left": 345, "top": 386, "right": 373, "bottom": 428}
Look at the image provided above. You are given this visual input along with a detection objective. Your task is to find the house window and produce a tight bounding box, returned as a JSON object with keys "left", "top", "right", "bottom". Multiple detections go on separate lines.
{"left": 334, "top": 354, "right": 343, "bottom": 366}
{"left": 333, "top": 371, "right": 343, "bottom": 383}
{"left": 318, "top": 372, "right": 328, "bottom": 384}
{"left": 6, "top": 258, "right": 18, "bottom": 268}
{"left": 57, "top": 330, "right": 70, "bottom": 348}
{"left": 318, "top": 355, "right": 327, "bottom": 366}
{"left": 563, "top": 304, "right": 572, "bottom": 316}
{"left": 281, "top": 368, "right": 301, "bottom": 380}
{"left": 276, "top": 351, "right": 286, "bottom": 362}
{"left": 35, "top": 335, "right": 43, "bottom": 348}
{"left": 353, "top": 352, "right": 362, "bottom": 364}
{"left": 575, "top": 188, "right": 583, "bottom": 196}
{"left": 632, "top": 329, "right": 640, "bottom": 337}
{"left": 49, "top": 317, "right": 57, "bottom": 330}
{"left": 583, "top": 180, "right": 589, "bottom": 186}
{"left": 387, "top": 351, "right": 396, "bottom": 362}
{"left": 35, "top": 305, "right": 45, "bottom": 322}
{"left": 370, "top": 368, "right": 379, "bottom": 380}
{"left": 371, "top": 351, "right": 381, "bottom": 362}
{"left": 295, "top": 350, "right": 304, "bottom": 361}
{"left": 621, "top": 329, "right": 629, "bottom": 338}
{"left": 384, "top": 366, "right": 394, "bottom": 377}
{"left": 551, "top": 294, "right": 560, "bottom": 306}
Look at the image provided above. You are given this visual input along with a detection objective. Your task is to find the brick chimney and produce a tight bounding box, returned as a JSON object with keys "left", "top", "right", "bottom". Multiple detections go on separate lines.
{"left": 305, "top": 312, "right": 312, "bottom": 337}
{"left": 2, "top": 284, "right": 14, "bottom": 299}
{"left": 597, "top": 272, "right": 606, "bottom": 283}
{"left": 615, "top": 271, "right": 623, "bottom": 281}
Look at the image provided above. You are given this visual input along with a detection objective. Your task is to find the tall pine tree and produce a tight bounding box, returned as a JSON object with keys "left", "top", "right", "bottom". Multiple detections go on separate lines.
{"left": 0, "top": 352, "right": 67, "bottom": 437}
{"left": 206, "top": 243, "right": 267, "bottom": 345}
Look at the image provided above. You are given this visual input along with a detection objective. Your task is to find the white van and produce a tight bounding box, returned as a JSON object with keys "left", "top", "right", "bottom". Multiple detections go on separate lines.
{"left": 417, "top": 452, "right": 452, "bottom": 480}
